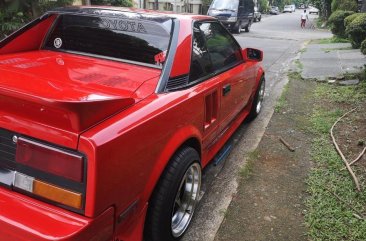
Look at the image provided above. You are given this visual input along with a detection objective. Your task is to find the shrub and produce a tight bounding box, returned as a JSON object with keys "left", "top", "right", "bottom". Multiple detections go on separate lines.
{"left": 331, "top": 0, "right": 358, "bottom": 12}
{"left": 258, "top": 0, "right": 270, "bottom": 12}
{"left": 0, "top": 0, "right": 73, "bottom": 40}
{"left": 346, "top": 13, "right": 366, "bottom": 48}
{"left": 328, "top": 10, "right": 355, "bottom": 38}
{"left": 344, "top": 13, "right": 362, "bottom": 28}
{"left": 38, "top": 0, "right": 75, "bottom": 13}
{"left": 0, "top": 10, "right": 27, "bottom": 40}
{"left": 361, "top": 39, "right": 366, "bottom": 55}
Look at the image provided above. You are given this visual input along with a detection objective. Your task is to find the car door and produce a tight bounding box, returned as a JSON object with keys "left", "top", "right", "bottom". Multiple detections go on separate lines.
{"left": 198, "top": 22, "right": 253, "bottom": 133}
{"left": 188, "top": 23, "right": 220, "bottom": 150}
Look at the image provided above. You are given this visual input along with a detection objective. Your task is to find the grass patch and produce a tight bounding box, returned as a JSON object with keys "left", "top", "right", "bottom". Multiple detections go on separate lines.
{"left": 306, "top": 137, "right": 366, "bottom": 240}
{"left": 322, "top": 47, "right": 353, "bottom": 53}
{"left": 294, "top": 59, "right": 304, "bottom": 70}
{"left": 275, "top": 71, "right": 303, "bottom": 113}
{"left": 274, "top": 80, "right": 290, "bottom": 113}
{"left": 314, "top": 81, "right": 366, "bottom": 103}
{"left": 311, "top": 36, "right": 350, "bottom": 44}
{"left": 299, "top": 48, "right": 307, "bottom": 54}
{"left": 288, "top": 71, "right": 302, "bottom": 80}
{"left": 315, "top": 18, "right": 328, "bottom": 29}
{"left": 239, "top": 150, "right": 259, "bottom": 180}
{"left": 309, "top": 107, "right": 342, "bottom": 134}
{"left": 305, "top": 74, "right": 366, "bottom": 240}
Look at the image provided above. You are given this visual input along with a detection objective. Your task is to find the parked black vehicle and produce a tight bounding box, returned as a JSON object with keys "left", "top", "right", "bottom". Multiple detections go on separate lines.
{"left": 207, "top": 0, "right": 255, "bottom": 34}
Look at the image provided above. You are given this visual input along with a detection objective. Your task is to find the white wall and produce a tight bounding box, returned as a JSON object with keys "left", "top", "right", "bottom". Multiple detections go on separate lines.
{"left": 145, "top": 0, "right": 203, "bottom": 14}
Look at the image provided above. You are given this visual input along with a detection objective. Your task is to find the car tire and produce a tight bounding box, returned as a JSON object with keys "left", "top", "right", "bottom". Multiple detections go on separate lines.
{"left": 245, "top": 21, "right": 251, "bottom": 32}
{"left": 234, "top": 21, "right": 242, "bottom": 34}
{"left": 258, "top": 16, "right": 261, "bottom": 21}
{"left": 144, "top": 147, "right": 201, "bottom": 241}
{"left": 248, "top": 76, "right": 265, "bottom": 120}
{"left": 254, "top": 17, "right": 257, "bottom": 22}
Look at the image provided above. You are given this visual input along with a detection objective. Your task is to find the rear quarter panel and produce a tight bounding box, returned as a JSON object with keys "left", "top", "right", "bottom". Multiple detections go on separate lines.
{"left": 78, "top": 89, "right": 205, "bottom": 220}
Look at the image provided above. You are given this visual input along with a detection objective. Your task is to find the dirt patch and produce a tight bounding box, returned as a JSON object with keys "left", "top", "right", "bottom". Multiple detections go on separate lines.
{"left": 214, "top": 64, "right": 366, "bottom": 240}
{"left": 215, "top": 77, "right": 316, "bottom": 241}
{"left": 332, "top": 102, "right": 366, "bottom": 167}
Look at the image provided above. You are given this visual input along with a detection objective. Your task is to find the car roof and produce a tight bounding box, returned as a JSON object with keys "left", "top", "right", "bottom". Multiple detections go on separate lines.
{"left": 49, "top": 6, "right": 215, "bottom": 22}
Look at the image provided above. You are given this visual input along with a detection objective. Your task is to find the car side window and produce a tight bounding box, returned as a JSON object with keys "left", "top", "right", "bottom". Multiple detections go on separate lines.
{"left": 189, "top": 24, "right": 214, "bottom": 82}
{"left": 199, "top": 22, "right": 242, "bottom": 72}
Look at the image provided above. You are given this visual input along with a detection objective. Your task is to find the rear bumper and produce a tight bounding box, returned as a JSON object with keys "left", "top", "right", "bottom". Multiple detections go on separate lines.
{"left": 0, "top": 187, "right": 114, "bottom": 241}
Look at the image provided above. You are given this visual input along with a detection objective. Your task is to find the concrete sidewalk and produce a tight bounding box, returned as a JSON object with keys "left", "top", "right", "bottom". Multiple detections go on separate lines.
{"left": 301, "top": 42, "right": 366, "bottom": 81}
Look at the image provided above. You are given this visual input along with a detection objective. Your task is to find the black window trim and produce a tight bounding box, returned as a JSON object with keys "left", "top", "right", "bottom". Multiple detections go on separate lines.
{"left": 155, "top": 18, "right": 180, "bottom": 93}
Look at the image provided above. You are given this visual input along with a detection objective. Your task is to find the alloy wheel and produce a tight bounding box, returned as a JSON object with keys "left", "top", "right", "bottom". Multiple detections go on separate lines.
{"left": 171, "top": 162, "right": 201, "bottom": 237}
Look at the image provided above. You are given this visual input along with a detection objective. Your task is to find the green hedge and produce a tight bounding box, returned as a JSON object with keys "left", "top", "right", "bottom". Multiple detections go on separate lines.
{"left": 331, "top": 0, "right": 358, "bottom": 12}
{"left": 0, "top": 11, "right": 27, "bottom": 40}
{"left": 328, "top": 10, "right": 355, "bottom": 38}
{"left": 344, "top": 13, "right": 362, "bottom": 28}
{"left": 361, "top": 39, "right": 366, "bottom": 55}
{"left": 0, "top": 0, "right": 73, "bottom": 40}
{"left": 346, "top": 13, "right": 366, "bottom": 48}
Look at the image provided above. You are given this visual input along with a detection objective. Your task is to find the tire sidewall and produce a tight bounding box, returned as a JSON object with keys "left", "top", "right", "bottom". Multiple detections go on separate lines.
{"left": 145, "top": 147, "right": 201, "bottom": 241}
{"left": 248, "top": 76, "right": 265, "bottom": 120}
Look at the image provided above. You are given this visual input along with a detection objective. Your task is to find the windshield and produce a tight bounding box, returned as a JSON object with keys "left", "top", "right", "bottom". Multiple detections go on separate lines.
{"left": 44, "top": 13, "right": 173, "bottom": 68}
{"left": 210, "top": 0, "right": 239, "bottom": 11}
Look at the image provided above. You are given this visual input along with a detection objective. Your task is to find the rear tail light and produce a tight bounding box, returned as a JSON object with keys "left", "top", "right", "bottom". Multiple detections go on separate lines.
{"left": 14, "top": 172, "right": 83, "bottom": 209}
{"left": 13, "top": 137, "right": 86, "bottom": 212}
{"left": 16, "top": 137, "right": 84, "bottom": 182}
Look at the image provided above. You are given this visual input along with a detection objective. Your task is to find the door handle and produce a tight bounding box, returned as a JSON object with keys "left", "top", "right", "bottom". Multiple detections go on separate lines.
{"left": 223, "top": 84, "right": 231, "bottom": 96}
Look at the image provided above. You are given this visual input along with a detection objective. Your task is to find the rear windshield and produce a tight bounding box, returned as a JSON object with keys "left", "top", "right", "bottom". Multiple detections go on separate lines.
{"left": 44, "top": 13, "right": 173, "bottom": 68}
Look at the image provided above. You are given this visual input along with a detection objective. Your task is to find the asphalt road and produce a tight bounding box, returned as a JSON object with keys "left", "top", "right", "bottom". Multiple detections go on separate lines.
{"left": 182, "top": 11, "right": 332, "bottom": 241}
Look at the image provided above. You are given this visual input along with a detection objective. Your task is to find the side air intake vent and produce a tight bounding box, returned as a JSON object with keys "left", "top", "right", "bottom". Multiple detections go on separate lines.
{"left": 165, "top": 75, "right": 189, "bottom": 91}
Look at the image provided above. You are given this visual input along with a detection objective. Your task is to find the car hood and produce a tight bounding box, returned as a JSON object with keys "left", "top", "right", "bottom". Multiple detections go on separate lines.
{"left": 0, "top": 50, "right": 161, "bottom": 134}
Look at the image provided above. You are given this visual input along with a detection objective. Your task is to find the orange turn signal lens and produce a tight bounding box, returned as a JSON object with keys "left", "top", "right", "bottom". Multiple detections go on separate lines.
{"left": 33, "top": 180, "right": 83, "bottom": 209}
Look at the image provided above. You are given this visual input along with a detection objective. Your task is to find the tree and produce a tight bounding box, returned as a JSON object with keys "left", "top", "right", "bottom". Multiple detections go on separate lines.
{"left": 0, "top": 0, "right": 77, "bottom": 39}
{"left": 332, "top": 0, "right": 358, "bottom": 12}
{"left": 202, "top": 0, "right": 213, "bottom": 5}
{"left": 258, "top": 0, "right": 269, "bottom": 12}
{"left": 202, "top": 0, "right": 213, "bottom": 13}
{"left": 309, "top": 0, "right": 332, "bottom": 18}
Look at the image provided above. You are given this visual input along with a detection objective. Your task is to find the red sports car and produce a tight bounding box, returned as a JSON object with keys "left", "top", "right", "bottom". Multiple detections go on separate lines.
{"left": 0, "top": 6, "right": 265, "bottom": 241}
